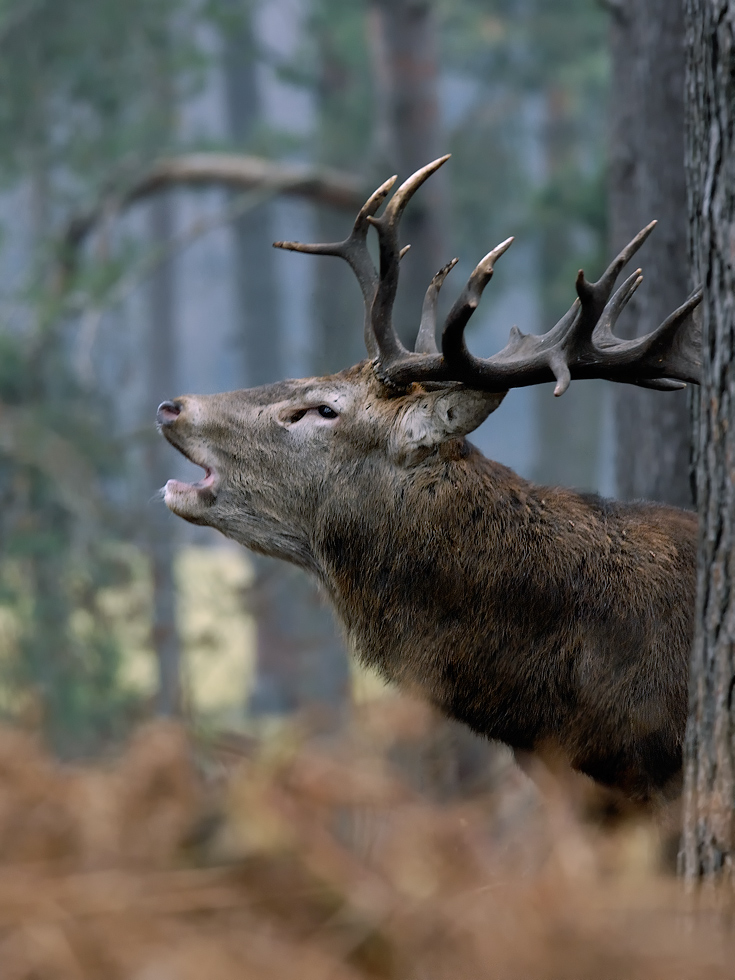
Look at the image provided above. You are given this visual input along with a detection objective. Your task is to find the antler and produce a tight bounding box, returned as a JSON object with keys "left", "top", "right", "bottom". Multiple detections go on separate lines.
{"left": 276, "top": 157, "right": 702, "bottom": 395}
{"left": 273, "top": 172, "right": 398, "bottom": 358}
{"left": 274, "top": 155, "right": 449, "bottom": 361}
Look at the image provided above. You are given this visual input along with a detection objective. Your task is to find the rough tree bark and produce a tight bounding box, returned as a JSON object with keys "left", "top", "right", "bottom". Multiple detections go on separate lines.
{"left": 682, "top": 0, "right": 735, "bottom": 882}
{"left": 609, "top": 0, "right": 692, "bottom": 508}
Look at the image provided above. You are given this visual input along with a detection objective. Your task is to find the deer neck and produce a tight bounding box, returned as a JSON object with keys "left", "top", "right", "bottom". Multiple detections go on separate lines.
{"left": 314, "top": 441, "right": 537, "bottom": 703}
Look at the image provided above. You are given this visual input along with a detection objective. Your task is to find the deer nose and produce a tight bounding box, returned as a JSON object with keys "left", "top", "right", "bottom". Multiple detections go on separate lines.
{"left": 157, "top": 400, "right": 182, "bottom": 425}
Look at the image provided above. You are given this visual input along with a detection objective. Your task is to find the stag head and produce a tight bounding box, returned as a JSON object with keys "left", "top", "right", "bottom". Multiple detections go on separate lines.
{"left": 158, "top": 155, "right": 701, "bottom": 571}
{"left": 159, "top": 365, "right": 504, "bottom": 571}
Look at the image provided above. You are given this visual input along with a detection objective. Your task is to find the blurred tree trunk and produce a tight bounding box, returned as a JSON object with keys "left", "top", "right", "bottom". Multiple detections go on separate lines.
{"left": 364, "top": 0, "right": 496, "bottom": 794}
{"left": 366, "top": 0, "right": 447, "bottom": 344}
{"left": 609, "top": 0, "right": 692, "bottom": 508}
{"left": 223, "top": 2, "right": 349, "bottom": 717}
{"left": 363, "top": 0, "right": 494, "bottom": 796}
{"left": 533, "top": 87, "right": 604, "bottom": 493}
{"left": 312, "top": 208, "right": 365, "bottom": 373}
{"left": 681, "top": 0, "right": 735, "bottom": 883}
{"left": 311, "top": 18, "right": 366, "bottom": 376}
{"left": 223, "top": 8, "right": 281, "bottom": 383}
{"left": 147, "top": 190, "right": 182, "bottom": 716}
{"left": 145, "top": 32, "right": 182, "bottom": 717}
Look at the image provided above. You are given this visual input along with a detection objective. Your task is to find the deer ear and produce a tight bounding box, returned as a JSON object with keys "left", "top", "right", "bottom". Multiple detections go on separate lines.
{"left": 392, "top": 388, "right": 506, "bottom": 455}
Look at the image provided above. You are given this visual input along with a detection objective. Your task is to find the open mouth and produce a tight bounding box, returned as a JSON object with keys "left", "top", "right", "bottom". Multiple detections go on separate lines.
{"left": 161, "top": 439, "right": 220, "bottom": 518}
{"left": 166, "top": 465, "right": 216, "bottom": 494}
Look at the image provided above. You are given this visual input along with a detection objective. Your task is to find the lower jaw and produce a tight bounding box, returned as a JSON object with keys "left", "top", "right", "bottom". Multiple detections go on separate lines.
{"left": 164, "top": 479, "right": 217, "bottom": 518}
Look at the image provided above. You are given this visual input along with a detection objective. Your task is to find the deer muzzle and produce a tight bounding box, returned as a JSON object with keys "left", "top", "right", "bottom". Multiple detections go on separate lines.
{"left": 157, "top": 397, "right": 220, "bottom": 521}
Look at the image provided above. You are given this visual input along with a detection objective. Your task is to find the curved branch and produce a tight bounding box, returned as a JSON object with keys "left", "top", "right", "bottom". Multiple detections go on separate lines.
{"left": 61, "top": 153, "right": 365, "bottom": 270}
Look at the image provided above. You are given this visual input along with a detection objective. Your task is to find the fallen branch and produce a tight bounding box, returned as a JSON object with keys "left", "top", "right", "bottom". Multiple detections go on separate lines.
{"left": 62, "top": 153, "right": 365, "bottom": 261}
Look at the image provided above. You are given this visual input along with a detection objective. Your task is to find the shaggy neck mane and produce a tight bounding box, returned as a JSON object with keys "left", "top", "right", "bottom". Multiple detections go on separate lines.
{"left": 315, "top": 439, "right": 696, "bottom": 803}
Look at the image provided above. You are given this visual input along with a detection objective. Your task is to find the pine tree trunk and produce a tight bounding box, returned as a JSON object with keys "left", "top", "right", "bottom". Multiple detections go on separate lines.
{"left": 682, "top": 0, "right": 735, "bottom": 881}
{"left": 609, "top": 0, "right": 692, "bottom": 509}
{"left": 223, "top": 2, "right": 350, "bottom": 717}
{"left": 533, "top": 87, "right": 604, "bottom": 493}
{"left": 147, "top": 190, "right": 182, "bottom": 716}
{"left": 313, "top": 208, "right": 366, "bottom": 374}
{"left": 366, "top": 0, "right": 447, "bottom": 344}
{"left": 223, "top": 10, "right": 282, "bottom": 386}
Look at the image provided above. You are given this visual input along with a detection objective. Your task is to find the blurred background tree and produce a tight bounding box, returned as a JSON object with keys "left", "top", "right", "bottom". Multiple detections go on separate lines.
{"left": 0, "top": 0, "right": 204, "bottom": 751}
{"left": 0, "top": 0, "right": 682, "bottom": 756}
{"left": 609, "top": 0, "right": 691, "bottom": 509}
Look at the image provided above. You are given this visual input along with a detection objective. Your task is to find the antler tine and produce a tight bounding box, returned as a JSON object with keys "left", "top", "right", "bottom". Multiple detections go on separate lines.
{"left": 367, "top": 155, "right": 452, "bottom": 363}
{"left": 539, "top": 221, "right": 658, "bottom": 360}
{"left": 592, "top": 269, "right": 644, "bottom": 349}
{"left": 588, "top": 220, "right": 657, "bottom": 300}
{"left": 441, "top": 237, "right": 515, "bottom": 364}
{"left": 541, "top": 268, "right": 644, "bottom": 397}
{"left": 415, "top": 258, "right": 458, "bottom": 354}
{"left": 590, "top": 283, "right": 703, "bottom": 389}
{"left": 380, "top": 155, "right": 452, "bottom": 225}
{"left": 643, "top": 285, "right": 702, "bottom": 377}
{"left": 274, "top": 174, "right": 398, "bottom": 357}
{"left": 497, "top": 221, "right": 658, "bottom": 395}
{"left": 464, "top": 266, "right": 701, "bottom": 396}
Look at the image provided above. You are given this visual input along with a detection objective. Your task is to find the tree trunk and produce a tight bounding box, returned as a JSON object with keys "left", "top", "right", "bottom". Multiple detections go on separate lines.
{"left": 533, "top": 87, "right": 604, "bottom": 493}
{"left": 609, "top": 0, "right": 692, "bottom": 508}
{"left": 223, "top": 1, "right": 350, "bottom": 718}
{"left": 223, "top": 9, "right": 282, "bottom": 387}
{"left": 147, "top": 190, "right": 182, "bottom": 716}
{"left": 366, "top": 0, "right": 447, "bottom": 344}
{"left": 312, "top": 208, "right": 366, "bottom": 374}
{"left": 681, "top": 0, "right": 735, "bottom": 882}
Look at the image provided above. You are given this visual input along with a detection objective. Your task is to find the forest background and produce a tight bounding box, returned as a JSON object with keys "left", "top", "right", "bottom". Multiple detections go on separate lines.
{"left": 0, "top": 0, "right": 653, "bottom": 755}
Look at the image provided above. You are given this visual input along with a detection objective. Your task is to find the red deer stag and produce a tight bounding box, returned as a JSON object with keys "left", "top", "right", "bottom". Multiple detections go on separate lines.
{"left": 157, "top": 156, "right": 702, "bottom": 805}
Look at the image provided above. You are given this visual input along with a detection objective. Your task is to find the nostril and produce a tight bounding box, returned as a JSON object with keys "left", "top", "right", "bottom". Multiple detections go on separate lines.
{"left": 157, "top": 400, "right": 182, "bottom": 424}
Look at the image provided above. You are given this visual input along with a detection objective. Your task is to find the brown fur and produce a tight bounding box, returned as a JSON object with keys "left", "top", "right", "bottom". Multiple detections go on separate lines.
{"left": 159, "top": 362, "right": 697, "bottom": 804}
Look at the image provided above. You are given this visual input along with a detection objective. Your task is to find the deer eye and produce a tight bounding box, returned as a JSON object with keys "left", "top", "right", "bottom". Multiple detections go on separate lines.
{"left": 317, "top": 405, "right": 338, "bottom": 419}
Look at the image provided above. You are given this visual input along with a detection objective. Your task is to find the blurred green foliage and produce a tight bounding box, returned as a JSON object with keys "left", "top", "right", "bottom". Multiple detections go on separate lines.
{"left": 0, "top": 0, "right": 206, "bottom": 753}
{"left": 0, "top": 0, "right": 206, "bottom": 203}
{"left": 443, "top": 0, "right": 609, "bottom": 321}
{"left": 0, "top": 326, "right": 138, "bottom": 754}
{"left": 285, "top": 0, "right": 608, "bottom": 320}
